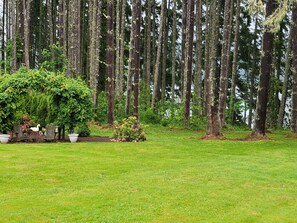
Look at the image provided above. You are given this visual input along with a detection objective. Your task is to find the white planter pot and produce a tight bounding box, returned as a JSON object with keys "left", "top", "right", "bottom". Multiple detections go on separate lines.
{"left": 69, "top": 133, "right": 79, "bottom": 143}
{"left": 0, "top": 134, "right": 11, "bottom": 144}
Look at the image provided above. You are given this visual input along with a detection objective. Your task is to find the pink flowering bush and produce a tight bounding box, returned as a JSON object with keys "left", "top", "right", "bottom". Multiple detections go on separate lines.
{"left": 112, "top": 116, "right": 146, "bottom": 142}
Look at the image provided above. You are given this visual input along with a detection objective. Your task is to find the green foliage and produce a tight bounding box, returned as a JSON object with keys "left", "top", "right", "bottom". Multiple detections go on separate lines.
{"left": 75, "top": 123, "right": 91, "bottom": 137}
{"left": 0, "top": 68, "right": 93, "bottom": 133}
{"left": 95, "top": 92, "right": 127, "bottom": 123}
{"left": 0, "top": 40, "right": 12, "bottom": 74}
{"left": 40, "top": 43, "right": 67, "bottom": 72}
{"left": 141, "top": 108, "right": 161, "bottom": 124}
{"left": 139, "top": 81, "right": 151, "bottom": 110}
{"left": 95, "top": 91, "right": 108, "bottom": 123}
{"left": 140, "top": 100, "right": 206, "bottom": 130}
{"left": 227, "top": 98, "right": 246, "bottom": 126}
{"left": 114, "top": 95, "right": 127, "bottom": 121}
{"left": 112, "top": 116, "right": 146, "bottom": 142}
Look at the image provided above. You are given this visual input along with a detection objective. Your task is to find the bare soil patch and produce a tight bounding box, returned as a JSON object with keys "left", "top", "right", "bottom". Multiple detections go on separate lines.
{"left": 201, "top": 134, "right": 226, "bottom": 140}
{"left": 285, "top": 133, "right": 297, "bottom": 139}
{"left": 243, "top": 133, "right": 270, "bottom": 141}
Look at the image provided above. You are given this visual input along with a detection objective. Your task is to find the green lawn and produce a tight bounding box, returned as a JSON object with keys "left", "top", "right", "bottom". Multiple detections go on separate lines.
{"left": 1, "top": 126, "right": 297, "bottom": 222}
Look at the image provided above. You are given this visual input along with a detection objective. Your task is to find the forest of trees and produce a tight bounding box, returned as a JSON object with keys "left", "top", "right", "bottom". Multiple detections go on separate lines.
{"left": 0, "top": 0, "right": 297, "bottom": 138}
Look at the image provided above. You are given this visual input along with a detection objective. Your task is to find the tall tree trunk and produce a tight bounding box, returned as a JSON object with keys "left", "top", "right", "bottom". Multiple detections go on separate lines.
{"left": 115, "top": 0, "right": 121, "bottom": 98}
{"left": 291, "top": 2, "right": 297, "bottom": 133}
{"left": 205, "top": 0, "right": 221, "bottom": 136}
{"left": 203, "top": 0, "right": 211, "bottom": 115}
{"left": 67, "top": 0, "right": 81, "bottom": 77}
{"left": 107, "top": 0, "right": 115, "bottom": 125}
{"left": 267, "top": 24, "right": 283, "bottom": 129}
{"left": 230, "top": 0, "right": 240, "bottom": 126}
{"left": 38, "top": 0, "right": 44, "bottom": 65}
{"left": 63, "top": 0, "right": 68, "bottom": 57}
{"left": 253, "top": 0, "right": 276, "bottom": 135}
{"left": 58, "top": 0, "right": 64, "bottom": 45}
{"left": 277, "top": 23, "right": 292, "bottom": 128}
{"left": 145, "top": 0, "right": 153, "bottom": 93}
{"left": 1, "top": 0, "right": 6, "bottom": 72}
{"left": 11, "top": 0, "right": 17, "bottom": 72}
{"left": 171, "top": 0, "right": 177, "bottom": 99}
{"left": 152, "top": 0, "right": 167, "bottom": 108}
{"left": 80, "top": 0, "right": 89, "bottom": 79}
{"left": 133, "top": 0, "right": 141, "bottom": 119}
{"left": 161, "top": 0, "right": 168, "bottom": 101}
{"left": 47, "top": 0, "right": 54, "bottom": 46}
{"left": 183, "top": 0, "right": 195, "bottom": 127}
{"left": 22, "top": 0, "right": 32, "bottom": 68}
{"left": 6, "top": 0, "right": 10, "bottom": 41}
{"left": 193, "top": 0, "right": 202, "bottom": 115}
{"left": 181, "top": 0, "right": 188, "bottom": 100}
{"left": 89, "top": 0, "right": 102, "bottom": 109}
{"left": 248, "top": 18, "right": 258, "bottom": 128}
{"left": 119, "top": 0, "right": 126, "bottom": 99}
{"left": 219, "top": 0, "right": 234, "bottom": 126}
{"left": 151, "top": 1, "right": 157, "bottom": 83}
{"left": 125, "top": 25, "right": 134, "bottom": 116}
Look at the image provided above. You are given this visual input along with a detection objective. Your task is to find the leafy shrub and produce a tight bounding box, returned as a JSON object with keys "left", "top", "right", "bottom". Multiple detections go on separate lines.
{"left": 112, "top": 116, "right": 146, "bottom": 142}
{"left": 96, "top": 93, "right": 127, "bottom": 124}
{"left": 75, "top": 123, "right": 91, "bottom": 137}
{"left": 95, "top": 91, "right": 108, "bottom": 123}
{"left": 140, "top": 108, "right": 160, "bottom": 124}
{"left": 0, "top": 69, "right": 93, "bottom": 134}
{"left": 40, "top": 43, "right": 67, "bottom": 72}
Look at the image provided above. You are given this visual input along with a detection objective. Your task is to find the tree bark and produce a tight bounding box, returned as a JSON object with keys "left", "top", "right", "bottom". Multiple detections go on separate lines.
{"left": 133, "top": 0, "right": 141, "bottom": 119}
{"left": 230, "top": 0, "right": 240, "bottom": 126}
{"left": 277, "top": 22, "right": 292, "bottom": 128}
{"left": 183, "top": 0, "right": 195, "bottom": 127}
{"left": 267, "top": 24, "right": 283, "bottom": 128}
{"left": 205, "top": 0, "right": 221, "bottom": 136}
{"left": 193, "top": 0, "right": 202, "bottom": 115}
{"left": 203, "top": 0, "right": 211, "bottom": 115}
{"left": 115, "top": 0, "right": 121, "bottom": 98}
{"left": 22, "top": 0, "right": 32, "bottom": 68}
{"left": 291, "top": 2, "right": 297, "bottom": 133}
{"left": 57, "top": 0, "right": 64, "bottom": 46}
{"left": 152, "top": 0, "right": 167, "bottom": 108}
{"left": 219, "top": 0, "right": 234, "bottom": 126}
{"left": 253, "top": 0, "right": 277, "bottom": 135}
{"left": 67, "top": 0, "right": 81, "bottom": 77}
{"left": 89, "top": 0, "right": 102, "bottom": 109}
{"left": 161, "top": 0, "right": 168, "bottom": 101}
{"left": 119, "top": 0, "right": 126, "bottom": 99}
{"left": 181, "top": 0, "right": 188, "bottom": 100}
{"left": 63, "top": 0, "right": 68, "bottom": 57}
{"left": 107, "top": 0, "right": 115, "bottom": 125}
{"left": 145, "top": 0, "right": 153, "bottom": 93}
{"left": 248, "top": 18, "right": 258, "bottom": 128}
{"left": 1, "top": 0, "right": 6, "bottom": 72}
{"left": 11, "top": 0, "right": 17, "bottom": 72}
{"left": 171, "top": 0, "right": 177, "bottom": 99}
{"left": 125, "top": 25, "right": 134, "bottom": 116}
{"left": 47, "top": 0, "right": 54, "bottom": 46}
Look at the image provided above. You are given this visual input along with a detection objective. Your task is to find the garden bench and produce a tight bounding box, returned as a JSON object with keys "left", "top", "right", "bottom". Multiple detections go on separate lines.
{"left": 43, "top": 125, "right": 56, "bottom": 142}
{"left": 13, "top": 124, "right": 30, "bottom": 142}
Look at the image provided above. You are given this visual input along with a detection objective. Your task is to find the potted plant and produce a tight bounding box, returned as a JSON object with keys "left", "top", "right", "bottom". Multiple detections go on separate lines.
{"left": 0, "top": 123, "right": 11, "bottom": 144}
{"left": 68, "top": 125, "right": 79, "bottom": 143}
{"left": 68, "top": 133, "right": 79, "bottom": 143}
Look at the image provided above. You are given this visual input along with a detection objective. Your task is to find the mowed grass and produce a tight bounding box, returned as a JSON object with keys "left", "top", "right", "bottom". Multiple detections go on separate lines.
{"left": 1, "top": 126, "right": 297, "bottom": 222}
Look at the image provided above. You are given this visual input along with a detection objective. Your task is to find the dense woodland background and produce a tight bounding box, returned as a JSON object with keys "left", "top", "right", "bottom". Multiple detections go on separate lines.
{"left": 0, "top": 0, "right": 297, "bottom": 137}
